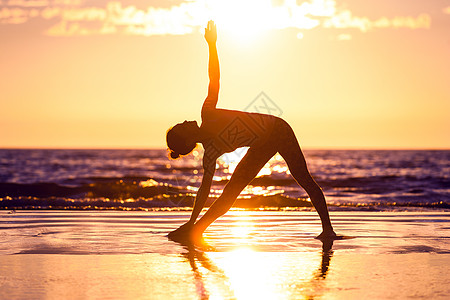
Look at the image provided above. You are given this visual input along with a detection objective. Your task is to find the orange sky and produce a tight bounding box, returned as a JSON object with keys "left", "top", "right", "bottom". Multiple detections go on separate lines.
{"left": 1, "top": 0, "right": 449, "bottom": 149}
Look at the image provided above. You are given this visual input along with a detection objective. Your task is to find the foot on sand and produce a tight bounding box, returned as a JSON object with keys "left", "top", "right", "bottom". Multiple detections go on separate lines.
{"left": 168, "top": 229, "right": 215, "bottom": 251}
{"left": 315, "top": 230, "right": 354, "bottom": 241}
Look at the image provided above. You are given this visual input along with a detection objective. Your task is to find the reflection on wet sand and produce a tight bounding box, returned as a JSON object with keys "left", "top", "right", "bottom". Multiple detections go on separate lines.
{"left": 181, "top": 245, "right": 233, "bottom": 299}
{"left": 178, "top": 240, "right": 334, "bottom": 299}
{"left": 318, "top": 239, "right": 334, "bottom": 279}
{"left": 1, "top": 211, "right": 448, "bottom": 299}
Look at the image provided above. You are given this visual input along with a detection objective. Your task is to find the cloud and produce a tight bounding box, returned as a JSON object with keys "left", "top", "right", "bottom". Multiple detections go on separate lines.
{"left": 0, "top": 0, "right": 434, "bottom": 36}
{"left": 7, "top": 0, "right": 49, "bottom": 7}
{"left": 60, "top": 6, "right": 106, "bottom": 22}
{"left": 46, "top": 1, "right": 201, "bottom": 36}
{"left": 0, "top": 7, "right": 29, "bottom": 23}
{"left": 323, "top": 10, "right": 431, "bottom": 32}
{"left": 41, "top": 7, "right": 61, "bottom": 19}
{"left": 6, "top": 0, "right": 82, "bottom": 6}
{"left": 444, "top": 6, "right": 450, "bottom": 15}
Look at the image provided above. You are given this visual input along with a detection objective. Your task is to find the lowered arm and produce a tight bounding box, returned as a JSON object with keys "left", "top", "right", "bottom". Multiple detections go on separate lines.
{"left": 168, "top": 155, "right": 215, "bottom": 238}
{"left": 188, "top": 157, "right": 215, "bottom": 223}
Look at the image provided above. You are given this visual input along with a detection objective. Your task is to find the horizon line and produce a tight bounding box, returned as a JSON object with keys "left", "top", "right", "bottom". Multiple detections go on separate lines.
{"left": 0, "top": 146, "right": 449, "bottom": 151}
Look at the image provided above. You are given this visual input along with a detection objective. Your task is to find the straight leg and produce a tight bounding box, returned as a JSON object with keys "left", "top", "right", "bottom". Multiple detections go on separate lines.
{"left": 277, "top": 121, "right": 334, "bottom": 234}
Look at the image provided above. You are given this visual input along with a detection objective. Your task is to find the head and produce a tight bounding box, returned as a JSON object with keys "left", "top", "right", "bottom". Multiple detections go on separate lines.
{"left": 166, "top": 120, "right": 199, "bottom": 159}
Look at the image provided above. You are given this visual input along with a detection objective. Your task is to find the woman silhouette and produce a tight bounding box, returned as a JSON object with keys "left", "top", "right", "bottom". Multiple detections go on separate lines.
{"left": 167, "top": 21, "right": 336, "bottom": 244}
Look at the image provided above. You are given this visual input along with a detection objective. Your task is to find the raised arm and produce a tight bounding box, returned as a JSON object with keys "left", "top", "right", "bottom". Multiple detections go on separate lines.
{"left": 202, "top": 20, "right": 220, "bottom": 111}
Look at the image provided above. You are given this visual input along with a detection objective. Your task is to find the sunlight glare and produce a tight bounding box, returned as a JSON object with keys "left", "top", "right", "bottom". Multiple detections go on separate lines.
{"left": 230, "top": 212, "right": 255, "bottom": 239}
{"left": 219, "top": 148, "right": 248, "bottom": 173}
{"left": 207, "top": 0, "right": 272, "bottom": 42}
{"left": 203, "top": 0, "right": 331, "bottom": 43}
{"left": 208, "top": 249, "right": 323, "bottom": 299}
{"left": 219, "top": 148, "right": 275, "bottom": 177}
{"left": 218, "top": 248, "right": 280, "bottom": 299}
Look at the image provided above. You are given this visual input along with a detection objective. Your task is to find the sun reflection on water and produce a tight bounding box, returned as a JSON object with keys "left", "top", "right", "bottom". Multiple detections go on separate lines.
{"left": 231, "top": 220, "right": 254, "bottom": 239}
{"left": 214, "top": 247, "right": 280, "bottom": 300}
{"left": 200, "top": 247, "right": 329, "bottom": 300}
{"left": 185, "top": 212, "right": 333, "bottom": 299}
{"left": 218, "top": 150, "right": 291, "bottom": 178}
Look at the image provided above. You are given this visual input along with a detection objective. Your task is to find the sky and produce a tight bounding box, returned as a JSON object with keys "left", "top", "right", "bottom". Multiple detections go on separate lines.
{"left": 1, "top": 0, "right": 449, "bottom": 149}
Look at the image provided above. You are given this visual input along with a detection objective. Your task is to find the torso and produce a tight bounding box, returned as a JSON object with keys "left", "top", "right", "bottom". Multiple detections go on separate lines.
{"left": 201, "top": 108, "right": 277, "bottom": 161}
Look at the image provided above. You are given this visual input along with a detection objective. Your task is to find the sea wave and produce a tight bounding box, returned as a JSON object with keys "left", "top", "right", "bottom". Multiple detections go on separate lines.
{"left": 0, "top": 176, "right": 448, "bottom": 211}
{"left": 0, "top": 149, "right": 449, "bottom": 211}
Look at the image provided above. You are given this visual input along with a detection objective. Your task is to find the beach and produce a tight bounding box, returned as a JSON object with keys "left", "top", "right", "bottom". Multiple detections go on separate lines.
{"left": 1, "top": 210, "right": 449, "bottom": 299}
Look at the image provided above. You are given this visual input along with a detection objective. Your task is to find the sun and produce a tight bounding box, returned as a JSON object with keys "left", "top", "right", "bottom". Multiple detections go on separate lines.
{"left": 202, "top": 0, "right": 325, "bottom": 44}
{"left": 206, "top": 0, "right": 275, "bottom": 43}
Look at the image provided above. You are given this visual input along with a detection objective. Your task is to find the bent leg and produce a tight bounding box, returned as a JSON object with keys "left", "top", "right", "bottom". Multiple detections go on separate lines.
{"left": 193, "top": 147, "right": 276, "bottom": 236}
{"left": 278, "top": 122, "right": 334, "bottom": 233}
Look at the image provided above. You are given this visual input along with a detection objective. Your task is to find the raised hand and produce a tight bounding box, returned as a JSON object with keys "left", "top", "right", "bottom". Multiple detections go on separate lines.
{"left": 204, "top": 20, "right": 217, "bottom": 45}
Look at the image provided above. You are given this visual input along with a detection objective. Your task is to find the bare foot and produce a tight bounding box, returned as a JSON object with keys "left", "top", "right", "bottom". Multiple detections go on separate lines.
{"left": 191, "top": 235, "right": 215, "bottom": 252}
{"left": 315, "top": 230, "right": 338, "bottom": 241}
{"left": 188, "top": 228, "right": 214, "bottom": 250}
{"left": 168, "top": 228, "right": 215, "bottom": 251}
{"left": 168, "top": 222, "right": 193, "bottom": 239}
{"left": 316, "top": 231, "right": 352, "bottom": 241}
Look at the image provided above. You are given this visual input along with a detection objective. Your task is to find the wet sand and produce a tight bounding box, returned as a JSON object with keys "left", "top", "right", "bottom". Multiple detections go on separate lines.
{"left": 1, "top": 210, "right": 449, "bottom": 299}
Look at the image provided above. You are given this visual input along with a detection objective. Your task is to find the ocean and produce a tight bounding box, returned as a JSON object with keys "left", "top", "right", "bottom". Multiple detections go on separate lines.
{"left": 0, "top": 149, "right": 449, "bottom": 211}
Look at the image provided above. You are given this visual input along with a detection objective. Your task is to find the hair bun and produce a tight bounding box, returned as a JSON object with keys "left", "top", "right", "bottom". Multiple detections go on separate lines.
{"left": 170, "top": 151, "right": 180, "bottom": 159}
